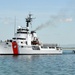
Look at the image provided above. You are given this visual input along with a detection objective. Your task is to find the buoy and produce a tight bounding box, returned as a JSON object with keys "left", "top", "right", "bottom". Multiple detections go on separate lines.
{"left": 12, "top": 41, "right": 19, "bottom": 54}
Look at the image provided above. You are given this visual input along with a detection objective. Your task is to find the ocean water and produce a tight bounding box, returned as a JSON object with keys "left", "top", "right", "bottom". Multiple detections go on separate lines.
{"left": 0, "top": 50, "right": 75, "bottom": 75}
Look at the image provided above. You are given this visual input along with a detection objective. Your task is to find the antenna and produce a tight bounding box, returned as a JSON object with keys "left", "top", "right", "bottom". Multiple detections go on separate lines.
{"left": 14, "top": 16, "right": 16, "bottom": 36}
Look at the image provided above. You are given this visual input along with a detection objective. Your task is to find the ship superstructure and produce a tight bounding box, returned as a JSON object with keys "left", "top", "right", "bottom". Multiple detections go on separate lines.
{"left": 12, "top": 14, "right": 40, "bottom": 46}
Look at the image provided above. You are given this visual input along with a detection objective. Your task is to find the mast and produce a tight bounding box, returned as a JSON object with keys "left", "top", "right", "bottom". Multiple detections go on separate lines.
{"left": 14, "top": 16, "right": 16, "bottom": 36}
{"left": 26, "top": 14, "right": 33, "bottom": 30}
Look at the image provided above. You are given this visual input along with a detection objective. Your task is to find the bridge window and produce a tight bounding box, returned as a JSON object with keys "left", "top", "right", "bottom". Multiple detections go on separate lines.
{"left": 17, "top": 32, "right": 28, "bottom": 34}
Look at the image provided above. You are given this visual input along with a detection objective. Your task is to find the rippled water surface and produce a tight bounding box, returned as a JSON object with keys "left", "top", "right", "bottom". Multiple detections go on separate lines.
{"left": 0, "top": 51, "right": 75, "bottom": 75}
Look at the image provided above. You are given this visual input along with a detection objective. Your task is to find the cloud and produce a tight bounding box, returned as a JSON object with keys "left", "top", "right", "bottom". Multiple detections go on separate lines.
{"left": 0, "top": 17, "right": 15, "bottom": 25}
{"left": 65, "top": 18, "right": 72, "bottom": 22}
{"left": 60, "top": 18, "right": 73, "bottom": 22}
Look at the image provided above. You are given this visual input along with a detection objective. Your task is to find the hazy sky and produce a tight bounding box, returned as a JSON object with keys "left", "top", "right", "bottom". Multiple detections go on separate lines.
{"left": 0, "top": 0, "right": 75, "bottom": 45}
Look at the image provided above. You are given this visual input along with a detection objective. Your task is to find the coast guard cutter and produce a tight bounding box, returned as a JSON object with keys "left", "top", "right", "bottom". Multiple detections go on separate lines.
{"left": 0, "top": 14, "right": 62, "bottom": 54}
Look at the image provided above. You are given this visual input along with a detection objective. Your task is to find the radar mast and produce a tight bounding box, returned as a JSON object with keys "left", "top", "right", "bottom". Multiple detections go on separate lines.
{"left": 26, "top": 14, "right": 33, "bottom": 29}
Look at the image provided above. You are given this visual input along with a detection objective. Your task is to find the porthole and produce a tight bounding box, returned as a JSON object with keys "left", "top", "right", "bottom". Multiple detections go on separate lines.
{"left": 21, "top": 42, "right": 23, "bottom": 43}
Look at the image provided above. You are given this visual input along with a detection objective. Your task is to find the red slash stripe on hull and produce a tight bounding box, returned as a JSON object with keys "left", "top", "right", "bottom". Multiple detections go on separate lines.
{"left": 12, "top": 41, "right": 19, "bottom": 54}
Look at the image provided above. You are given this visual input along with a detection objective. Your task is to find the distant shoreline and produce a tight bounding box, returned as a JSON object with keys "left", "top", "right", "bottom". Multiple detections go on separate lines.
{"left": 62, "top": 47, "right": 75, "bottom": 50}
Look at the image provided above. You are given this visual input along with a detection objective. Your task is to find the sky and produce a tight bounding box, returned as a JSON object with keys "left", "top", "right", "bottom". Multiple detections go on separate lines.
{"left": 0, "top": 0, "right": 75, "bottom": 45}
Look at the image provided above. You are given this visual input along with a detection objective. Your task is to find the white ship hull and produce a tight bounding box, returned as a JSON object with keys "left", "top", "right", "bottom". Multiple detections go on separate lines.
{"left": 0, "top": 42, "right": 62, "bottom": 55}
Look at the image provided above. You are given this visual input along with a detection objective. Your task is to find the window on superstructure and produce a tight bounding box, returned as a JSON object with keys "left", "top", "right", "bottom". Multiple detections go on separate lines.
{"left": 49, "top": 47, "right": 55, "bottom": 49}
{"left": 41, "top": 46, "right": 48, "bottom": 48}
{"left": 32, "top": 46, "right": 40, "bottom": 50}
{"left": 22, "top": 29, "right": 26, "bottom": 30}
{"left": 17, "top": 38, "right": 26, "bottom": 40}
{"left": 13, "top": 38, "right": 16, "bottom": 39}
{"left": 17, "top": 32, "right": 28, "bottom": 34}
{"left": 21, "top": 42, "right": 23, "bottom": 43}
{"left": 17, "top": 29, "right": 21, "bottom": 32}
{"left": 17, "top": 29, "right": 27, "bottom": 31}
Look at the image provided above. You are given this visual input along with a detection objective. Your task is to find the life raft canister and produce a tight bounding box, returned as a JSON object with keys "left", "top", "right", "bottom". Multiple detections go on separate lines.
{"left": 12, "top": 41, "right": 19, "bottom": 54}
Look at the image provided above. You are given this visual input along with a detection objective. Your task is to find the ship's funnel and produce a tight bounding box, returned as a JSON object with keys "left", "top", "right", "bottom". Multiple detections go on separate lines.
{"left": 31, "top": 31, "right": 37, "bottom": 37}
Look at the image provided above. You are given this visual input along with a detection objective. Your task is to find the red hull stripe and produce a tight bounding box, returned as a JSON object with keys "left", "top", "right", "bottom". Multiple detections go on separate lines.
{"left": 12, "top": 42, "right": 19, "bottom": 54}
